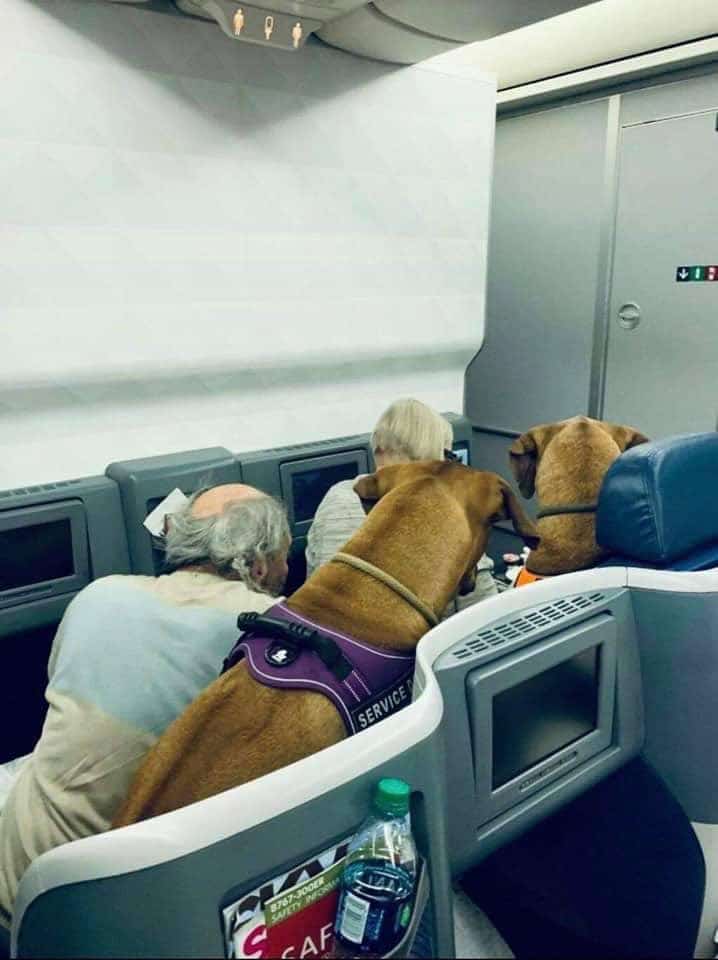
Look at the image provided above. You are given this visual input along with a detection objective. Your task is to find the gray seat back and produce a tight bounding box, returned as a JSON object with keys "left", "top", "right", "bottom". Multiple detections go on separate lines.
{"left": 11, "top": 651, "right": 454, "bottom": 959}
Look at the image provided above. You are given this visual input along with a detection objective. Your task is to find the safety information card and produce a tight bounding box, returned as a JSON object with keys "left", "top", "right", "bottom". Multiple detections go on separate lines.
{"left": 221, "top": 838, "right": 350, "bottom": 959}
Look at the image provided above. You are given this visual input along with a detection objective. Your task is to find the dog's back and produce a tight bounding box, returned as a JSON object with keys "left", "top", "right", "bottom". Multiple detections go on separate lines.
{"left": 511, "top": 416, "right": 648, "bottom": 575}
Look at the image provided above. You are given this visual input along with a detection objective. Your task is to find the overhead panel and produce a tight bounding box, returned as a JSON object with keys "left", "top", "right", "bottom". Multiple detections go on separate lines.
{"left": 317, "top": 5, "right": 459, "bottom": 65}
{"left": 372, "top": 0, "right": 603, "bottom": 44}
{"left": 318, "top": 0, "right": 604, "bottom": 64}
{"left": 168, "top": 0, "right": 365, "bottom": 50}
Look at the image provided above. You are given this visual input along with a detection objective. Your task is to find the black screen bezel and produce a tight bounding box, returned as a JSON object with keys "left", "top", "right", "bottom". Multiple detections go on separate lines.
{"left": 467, "top": 613, "right": 616, "bottom": 822}
{"left": 279, "top": 449, "right": 369, "bottom": 535}
{"left": 0, "top": 501, "right": 90, "bottom": 608}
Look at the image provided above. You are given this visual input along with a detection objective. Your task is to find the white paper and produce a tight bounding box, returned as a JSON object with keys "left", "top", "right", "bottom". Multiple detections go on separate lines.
{"left": 143, "top": 487, "right": 189, "bottom": 537}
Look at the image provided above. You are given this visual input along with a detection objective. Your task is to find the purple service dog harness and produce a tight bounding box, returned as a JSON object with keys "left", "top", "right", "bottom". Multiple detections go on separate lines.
{"left": 222, "top": 601, "right": 415, "bottom": 736}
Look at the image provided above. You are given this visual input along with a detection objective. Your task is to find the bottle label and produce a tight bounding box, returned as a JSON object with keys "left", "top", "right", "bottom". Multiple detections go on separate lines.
{"left": 336, "top": 886, "right": 414, "bottom": 952}
{"left": 338, "top": 891, "right": 369, "bottom": 944}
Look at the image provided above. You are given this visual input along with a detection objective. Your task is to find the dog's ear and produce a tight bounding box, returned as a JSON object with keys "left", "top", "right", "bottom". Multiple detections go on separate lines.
{"left": 353, "top": 473, "right": 379, "bottom": 502}
{"left": 495, "top": 478, "right": 540, "bottom": 549}
{"left": 354, "top": 461, "right": 443, "bottom": 509}
{"left": 509, "top": 423, "right": 564, "bottom": 498}
{"left": 603, "top": 423, "right": 650, "bottom": 452}
{"left": 509, "top": 431, "right": 539, "bottom": 498}
{"left": 353, "top": 465, "right": 408, "bottom": 503}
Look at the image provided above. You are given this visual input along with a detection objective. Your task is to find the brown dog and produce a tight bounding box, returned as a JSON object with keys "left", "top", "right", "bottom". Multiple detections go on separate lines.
{"left": 114, "top": 461, "right": 538, "bottom": 825}
{"left": 509, "top": 415, "right": 648, "bottom": 576}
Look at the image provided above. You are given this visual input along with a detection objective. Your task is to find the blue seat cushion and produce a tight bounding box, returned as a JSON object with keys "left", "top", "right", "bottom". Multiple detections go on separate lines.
{"left": 596, "top": 432, "right": 718, "bottom": 568}
{"left": 599, "top": 541, "right": 718, "bottom": 572}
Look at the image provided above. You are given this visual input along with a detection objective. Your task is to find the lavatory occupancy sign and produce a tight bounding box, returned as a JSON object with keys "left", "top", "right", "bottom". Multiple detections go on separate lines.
{"left": 676, "top": 266, "right": 718, "bottom": 281}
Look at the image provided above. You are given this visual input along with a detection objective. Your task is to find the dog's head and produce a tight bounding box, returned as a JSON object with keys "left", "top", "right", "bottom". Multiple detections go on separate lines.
{"left": 354, "top": 461, "right": 539, "bottom": 595}
{"left": 508, "top": 416, "right": 649, "bottom": 499}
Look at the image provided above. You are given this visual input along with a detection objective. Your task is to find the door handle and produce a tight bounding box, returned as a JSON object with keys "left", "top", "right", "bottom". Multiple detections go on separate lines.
{"left": 617, "top": 302, "right": 641, "bottom": 330}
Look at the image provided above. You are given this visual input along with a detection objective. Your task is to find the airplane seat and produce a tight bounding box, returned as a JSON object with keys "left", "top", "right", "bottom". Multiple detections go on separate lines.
{"left": 596, "top": 431, "right": 718, "bottom": 823}
{"left": 8, "top": 647, "right": 455, "bottom": 959}
{"left": 458, "top": 432, "right": 718, "bottom": 959}
{"left": 596, "top": 431, "right": 718, "bottom": 572}
{"left": 460, "top": 432, "right": 718, "bottom": 958}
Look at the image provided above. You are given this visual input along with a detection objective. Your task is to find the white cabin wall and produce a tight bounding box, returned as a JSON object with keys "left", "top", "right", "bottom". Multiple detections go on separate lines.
{"left": 0, "top": 0, "right": 495, "bottom": 488}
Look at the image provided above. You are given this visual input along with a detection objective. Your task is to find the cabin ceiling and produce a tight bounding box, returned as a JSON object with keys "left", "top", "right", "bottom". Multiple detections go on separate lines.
{"left": 108, "top": 0, "right": 604, "bottom": 65}
{"left": 317, "top": 0, "right": 603, "bottom": 62}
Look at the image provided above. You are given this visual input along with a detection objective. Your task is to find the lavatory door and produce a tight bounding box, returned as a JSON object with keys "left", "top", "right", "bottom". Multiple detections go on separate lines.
{"left": 603, "top": 109, "right": 718, "bottom": 439}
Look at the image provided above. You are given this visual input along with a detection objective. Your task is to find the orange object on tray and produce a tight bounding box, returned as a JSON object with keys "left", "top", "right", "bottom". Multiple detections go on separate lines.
{"left": 514, "top": 566, "right": 544, "bottom": 588}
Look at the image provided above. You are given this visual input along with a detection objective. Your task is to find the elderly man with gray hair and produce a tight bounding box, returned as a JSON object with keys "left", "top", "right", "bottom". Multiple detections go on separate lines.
{"left": 0, "top": 483, "right": 290, "bottom": 932}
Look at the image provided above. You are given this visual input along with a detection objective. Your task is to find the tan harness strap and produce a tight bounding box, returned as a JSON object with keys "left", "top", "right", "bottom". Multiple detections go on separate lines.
{"left": 331, "top": 552, "right": 440, "bottom": 629}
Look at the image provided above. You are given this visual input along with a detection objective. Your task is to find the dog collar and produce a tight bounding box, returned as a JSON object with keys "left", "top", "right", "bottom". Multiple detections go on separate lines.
{"left": 536, "top": 501, "right": 598, "bottom": 520}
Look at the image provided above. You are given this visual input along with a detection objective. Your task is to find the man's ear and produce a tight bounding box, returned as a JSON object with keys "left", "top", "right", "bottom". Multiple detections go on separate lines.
{"left": 604, "top": 422, "right": 650, "bottom": 452}
{"left": 250, "top": 554, "right": 268, "bottom": 586}
{"left": 497, "top": 478, "right": 541, "bottom": 549}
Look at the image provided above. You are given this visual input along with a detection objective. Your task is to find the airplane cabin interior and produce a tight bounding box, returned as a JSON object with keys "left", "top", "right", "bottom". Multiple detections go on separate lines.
{"left": 1, "top": 0, "right": 717, "bottom": 957}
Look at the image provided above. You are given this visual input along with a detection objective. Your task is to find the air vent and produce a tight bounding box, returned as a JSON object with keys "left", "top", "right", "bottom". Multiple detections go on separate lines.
{"left": 247, "top": 435, "right": 364, "bottom": 458}
{"left": 449, "top": 592, "right": 607, "bottom": 664}
{"left": 0, "top": 479, "right": 82, "bottom": 500}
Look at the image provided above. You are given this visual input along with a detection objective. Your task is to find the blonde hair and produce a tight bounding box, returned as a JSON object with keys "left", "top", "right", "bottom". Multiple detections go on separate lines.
{"left": 371, "top": 398, "right": 453, "bottom": 462}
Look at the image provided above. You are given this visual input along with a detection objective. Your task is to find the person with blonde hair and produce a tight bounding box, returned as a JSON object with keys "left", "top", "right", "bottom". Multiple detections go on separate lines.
{"left": 305, "top": 398, "right": 496, "bottom": 608}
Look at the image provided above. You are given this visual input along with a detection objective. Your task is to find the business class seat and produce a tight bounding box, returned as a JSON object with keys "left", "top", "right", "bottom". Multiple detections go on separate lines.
{"left": 597, "top": 432, "right": 718, "bottom": 824}
{"left": 7, "top": 634, "right": 455, "bottom": 959}
{"left": 463, "top": 433, "right": 718, "bottom": 958}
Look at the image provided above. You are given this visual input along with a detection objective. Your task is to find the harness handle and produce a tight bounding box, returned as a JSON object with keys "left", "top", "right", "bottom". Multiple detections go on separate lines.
{"left": 226, "top": 612, "right": 353, "bottom": 681}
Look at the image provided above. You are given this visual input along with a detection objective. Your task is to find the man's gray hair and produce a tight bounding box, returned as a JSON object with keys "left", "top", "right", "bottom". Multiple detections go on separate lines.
{"left": 165, "top": 490, "right": 290, "bottom": 591}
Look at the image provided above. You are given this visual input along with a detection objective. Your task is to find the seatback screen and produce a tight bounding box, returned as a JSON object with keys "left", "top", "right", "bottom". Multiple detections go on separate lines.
{"left": 291, "top": 462, "right": 361, "bottom": 524}
{"left": 0, "top": 519, "right": 75, "bottom": 592}
{"left": 492, "top": 646, "right": 599, "bottom": 788}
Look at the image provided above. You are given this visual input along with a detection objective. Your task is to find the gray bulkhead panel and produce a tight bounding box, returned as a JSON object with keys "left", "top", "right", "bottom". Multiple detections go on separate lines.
{"left": 465, "top": 98, "right": 610, "bottom": 436}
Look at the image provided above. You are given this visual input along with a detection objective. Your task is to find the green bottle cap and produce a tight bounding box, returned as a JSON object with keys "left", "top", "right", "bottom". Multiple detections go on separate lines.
{"left": 373, "top": 778, "right": 411, "bottom": 817}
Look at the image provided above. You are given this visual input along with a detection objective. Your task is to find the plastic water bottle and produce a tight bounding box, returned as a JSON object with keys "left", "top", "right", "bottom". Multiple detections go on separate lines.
{"left": 334, "top": 778, "right": 417, "bottom": 955}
